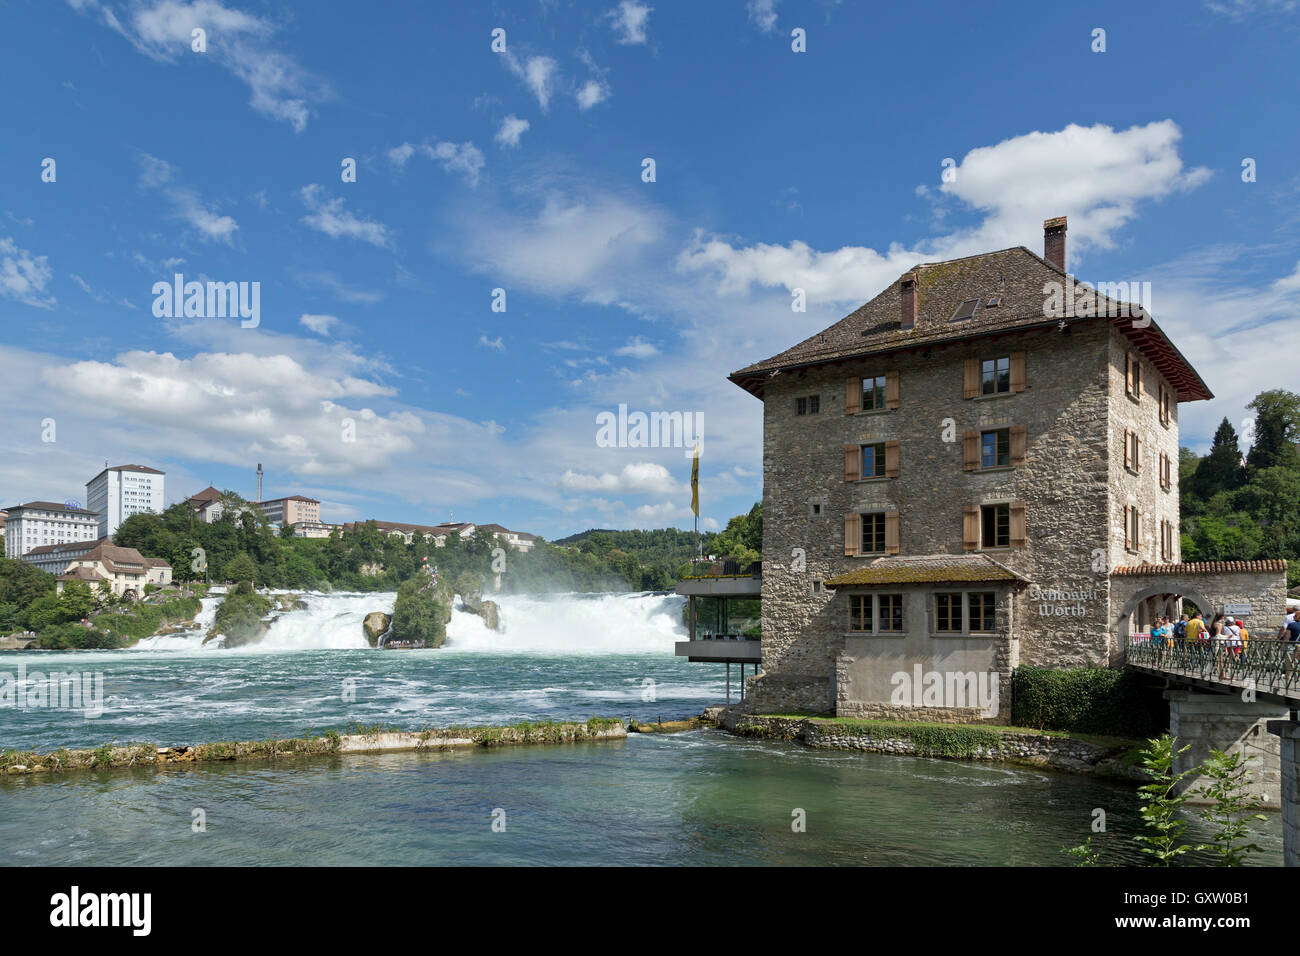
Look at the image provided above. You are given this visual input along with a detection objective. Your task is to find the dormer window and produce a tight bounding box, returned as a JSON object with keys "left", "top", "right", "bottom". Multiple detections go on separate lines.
{"left": 985, "top": 296, "right": 1001, "bottom": 307}
{"left": 951, "top": 298, "right": 980, "bottom": 322}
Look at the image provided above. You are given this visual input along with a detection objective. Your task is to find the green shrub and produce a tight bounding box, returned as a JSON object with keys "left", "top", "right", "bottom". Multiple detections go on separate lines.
{"left": 34, "top": 622, "right": 122, "bottom": 650}
{"left": 1012, "top": 666, "right": 1167, "bottom": 738}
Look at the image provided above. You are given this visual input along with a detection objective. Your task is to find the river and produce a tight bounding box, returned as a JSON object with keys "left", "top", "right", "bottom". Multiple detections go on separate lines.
{"left": 0, "top": 590, "right": 1282, "bottom": 865}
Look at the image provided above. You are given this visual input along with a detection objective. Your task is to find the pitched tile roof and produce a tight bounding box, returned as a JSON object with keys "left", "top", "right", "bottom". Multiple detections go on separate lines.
{"left": 729, "top": 245, "right": 1211, "bottom": 402}
{"left": 1113, "top": 560, "right": 1289, "bottom": 576}
{"left": 825, "top": 553, "right": 1028, "bottom": 587}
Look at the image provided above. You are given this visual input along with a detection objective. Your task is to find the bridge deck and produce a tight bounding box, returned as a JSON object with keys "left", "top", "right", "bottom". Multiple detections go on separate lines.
{"left": 1126, "top": 636, "right": 1300, "bottom": 705}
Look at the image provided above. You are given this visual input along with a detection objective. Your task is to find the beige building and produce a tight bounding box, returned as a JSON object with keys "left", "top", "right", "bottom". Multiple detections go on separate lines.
{"left": 55, "top": 540, "right": 171, "bottom": 600}
{"left": 257, "top": 495, "right": 320, "bottom": 527}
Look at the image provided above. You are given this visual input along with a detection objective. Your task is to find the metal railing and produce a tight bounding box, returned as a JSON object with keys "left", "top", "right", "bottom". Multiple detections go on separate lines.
{"left": 1126, "top": 633, "right": 1300, "bottom": 697}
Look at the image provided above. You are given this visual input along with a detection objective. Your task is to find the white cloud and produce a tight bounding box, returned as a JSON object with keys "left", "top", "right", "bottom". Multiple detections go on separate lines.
{"left": 747, "top": 0, "right": 779, "bottom": 32}
{"left": 138, "top": 153, "right": 238, "bottom": 244}
{"left": 560, "top": 462, "right": 678, "bottom": 495}
{"left": 0, "top": 237, "right": 55, "bottom": 308}
{"left": 679, "top": 120, "right": 1212, "bottom": 303}
{"left": 299, "top": 313, "right": 340, "bottom": 336}
{"left": 453, "top": 187, "right": 665, "bottom": 305}
{"left": 68, "top": 0, "right": 329, "bottom": 131}
{"left": 495, "top": 114, "right": 530, "bottom": 149}
{"left": 607, "top": 1, "right": 652, "bottom": 44}
{"left": 299, "top": 184, "right": 392, "bottom": 248}
{"left": 479, "top": 335, "right": 505, "bottom": 351}
{"left": 388, "top": 140, "right": 485, "bottom": 186}
{"left": 576, "top": 78, "right": 610, "bottom": 110}
{"left": 502, "top": 51, "right": 560, "bottom": 111}
{"left": 615, "top": 336, "right": 658, "bottom": 358}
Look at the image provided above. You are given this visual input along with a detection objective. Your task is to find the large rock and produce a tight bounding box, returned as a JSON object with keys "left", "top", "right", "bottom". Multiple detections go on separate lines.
{"left": 477, "top": 600, "right": 500, "bottom": 632}
{"left": 363, "top": 611, "right": 391, "bottom": 647}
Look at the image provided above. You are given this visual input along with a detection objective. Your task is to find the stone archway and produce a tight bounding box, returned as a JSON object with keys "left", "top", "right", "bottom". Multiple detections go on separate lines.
{"left": 1115, "top": 583, "right": 1216, "bottom": 650}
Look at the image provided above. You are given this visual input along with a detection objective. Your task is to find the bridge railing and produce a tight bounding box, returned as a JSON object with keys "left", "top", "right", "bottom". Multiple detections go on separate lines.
{"left": 1126, "top": 634, "right": 1300, "bottom": 696}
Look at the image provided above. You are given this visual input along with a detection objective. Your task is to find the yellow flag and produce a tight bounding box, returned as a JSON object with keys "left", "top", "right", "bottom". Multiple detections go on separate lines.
{"left": 690, "top": 443, "right": 700, "bottom": 517}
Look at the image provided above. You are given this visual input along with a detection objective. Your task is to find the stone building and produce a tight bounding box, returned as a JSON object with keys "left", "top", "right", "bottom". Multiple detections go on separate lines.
{"left": 728, "top": 217, "right": 1287, "bottom": 719}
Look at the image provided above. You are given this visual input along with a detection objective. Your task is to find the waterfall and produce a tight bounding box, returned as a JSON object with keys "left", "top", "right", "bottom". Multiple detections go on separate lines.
{"left": 129, "top": 590, "right": 687, "bottom": 654}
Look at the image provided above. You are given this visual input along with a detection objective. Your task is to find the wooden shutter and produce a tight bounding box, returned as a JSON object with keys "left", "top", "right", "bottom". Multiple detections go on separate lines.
{"left": 963, "top": 358, "right": 980, "bottom": 399}
{"left": 1123, "top": 428, "right": 1131, "bottom": 470}
{"left": 845, "top": 377, "right": 860, "bottom": 415}
{"left": 1134, "top": 434, "right": 1141, "bottom": 472}
{"left": 844, "top": 444, "right": 860, "bottom": 482}
{"left": 1009, "top": 501, "right": 1027, "bottom": 548}
{"left": 963, "top": 430, "right": 979, "bottom": 471}
{"left": 844, "top": 514, "right": 860, "bottom": 556}
{"left": 884, "top": 511, "right": 899, "bottom": 554}
{"left": 1124, "top": 506, "right": 1131, "bottom": 550}
{"left": 962, "top": 506, "right": 980, "bottom": 551}
{"left": 1009, "top": 426, "right": 1027, "bottom": 467}
{"left": 885, "top": 440, "right": 899, "bottom": 478}
{"left": 885, "top": 370, "right": 900, "bottom": 409}
{"left": 1125, "top": 352, "right": 1134, "bottom": 397}
{"left": 1010, "top": 351, "right": 1026, "bottom": 392}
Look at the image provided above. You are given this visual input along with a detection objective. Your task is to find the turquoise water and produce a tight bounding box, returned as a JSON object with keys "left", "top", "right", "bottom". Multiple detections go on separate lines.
{"left": 0, "top": 592, "right": 1283, "bottom": 866}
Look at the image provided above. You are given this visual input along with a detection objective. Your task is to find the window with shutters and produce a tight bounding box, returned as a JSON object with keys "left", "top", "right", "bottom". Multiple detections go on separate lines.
{"left": 861, "top": 442, "right": 886, "bottom": 479}
{"left": 981, "top": 429, "right": 1010, "bottom": 468}
{"left": 1126, "top": 506, "right": 1141, "bottom": 554}
{"left": 981, "top": 503, "right": 1010, "bottom": 548}
{"left": 981, "top": 356, "right": 1011, "bottom": 395}
{"left": 1126, "top": 352, "right": 1143, "bottom": 402}
{"left": 848, "top": 593, "right": 903, "bottom": 634}
{"left": 861, "top": 376, "right": 887, "bottom": 411}
{"left": 1158, "top": 384, "right": 1171, "bottom": 427}
{"left": 861, "top": 512, "right": 888, "bottom": 554}
{"left": 1159, "top": 452, "right": 1172, "bottom": 491}
{"left": 1125, "top": 430, "right": 1141, "bottom": 475}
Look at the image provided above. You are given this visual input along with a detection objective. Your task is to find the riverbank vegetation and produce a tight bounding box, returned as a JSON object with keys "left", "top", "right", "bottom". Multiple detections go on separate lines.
{"left": 106, "top": 494, "right": 764, "bottom": 595}
{"left": 1065, "top": 734, "right": 1268, "bottom": 867}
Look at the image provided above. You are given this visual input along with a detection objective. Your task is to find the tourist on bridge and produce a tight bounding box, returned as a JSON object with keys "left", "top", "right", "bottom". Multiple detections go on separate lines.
{"left": 1184, "top": 610, "right": 1205, "bottom": 644}
{"left": 1173, "top": 613, "right": 1189, "bottom": 642}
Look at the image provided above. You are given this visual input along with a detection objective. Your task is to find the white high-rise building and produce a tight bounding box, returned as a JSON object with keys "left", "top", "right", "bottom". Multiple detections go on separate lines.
{"left": 2, "top": 501, "right": 100, "bottom": 558}
{"left": 85, "top": 464, "right": 165, "bottom": 540}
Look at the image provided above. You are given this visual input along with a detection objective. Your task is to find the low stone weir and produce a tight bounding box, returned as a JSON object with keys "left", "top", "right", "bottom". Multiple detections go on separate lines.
{"left": 722, "top": 712, "right": 1147, "bottom": 781}
{"left": 0, "top": 718, "right": 627, "bottom": 776}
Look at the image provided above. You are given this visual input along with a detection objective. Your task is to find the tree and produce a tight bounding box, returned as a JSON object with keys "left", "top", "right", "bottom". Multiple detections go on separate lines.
{"left": 1246, "top": 389, "right": 1300, "bottom": 472}
{"left": 1190, "top": 418, "right": 1245, "bottom": 500}
{"left": 224, "top": 551, "right": 259, "bottom": 586}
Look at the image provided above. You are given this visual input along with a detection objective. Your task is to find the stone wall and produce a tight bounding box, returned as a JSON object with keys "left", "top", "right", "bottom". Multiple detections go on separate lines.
{"left": 757, "top": 323, "right": 1124, "bottom": 714}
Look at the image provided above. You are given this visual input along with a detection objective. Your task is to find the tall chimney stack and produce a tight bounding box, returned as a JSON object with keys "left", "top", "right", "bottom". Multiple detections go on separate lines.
{"left": 1044, "top": 216, "right": 1067, "bottom": 270}
{"left": 256, "top": 463, "right": 263, "bottom": 503}
{"left": 900, "top": 273, "right": 918, "bottom": 330}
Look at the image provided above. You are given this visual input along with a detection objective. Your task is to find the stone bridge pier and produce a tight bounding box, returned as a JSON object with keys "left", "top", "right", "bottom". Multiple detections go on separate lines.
{"left": 1267, "top": 718, "right": 1300, "bottom": 867}
{"left": 1165, "top": 690, "right": 1288, "bottom": 805}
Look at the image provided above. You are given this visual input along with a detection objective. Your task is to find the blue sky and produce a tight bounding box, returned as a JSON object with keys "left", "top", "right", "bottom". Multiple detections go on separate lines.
{"left": 2, "top": 0, "right": 1298, "bottom": 539}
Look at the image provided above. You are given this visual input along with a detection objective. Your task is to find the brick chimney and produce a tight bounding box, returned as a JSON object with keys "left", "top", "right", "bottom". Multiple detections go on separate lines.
{"left": 1043, "top": 216, "right": 1067, "bottom": 270}
{"left": 900, "top": 274, "right": 917, "bottom": 330}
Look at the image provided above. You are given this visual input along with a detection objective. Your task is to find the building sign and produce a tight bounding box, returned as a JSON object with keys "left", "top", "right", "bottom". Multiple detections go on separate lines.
{"left": 1223, "top": 602, "right": 1252, "bottom": 616}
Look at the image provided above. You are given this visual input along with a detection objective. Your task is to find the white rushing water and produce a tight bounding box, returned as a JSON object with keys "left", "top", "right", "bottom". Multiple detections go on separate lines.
{"left": 129, "top": 589, "right": 686, "bottom": 655}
